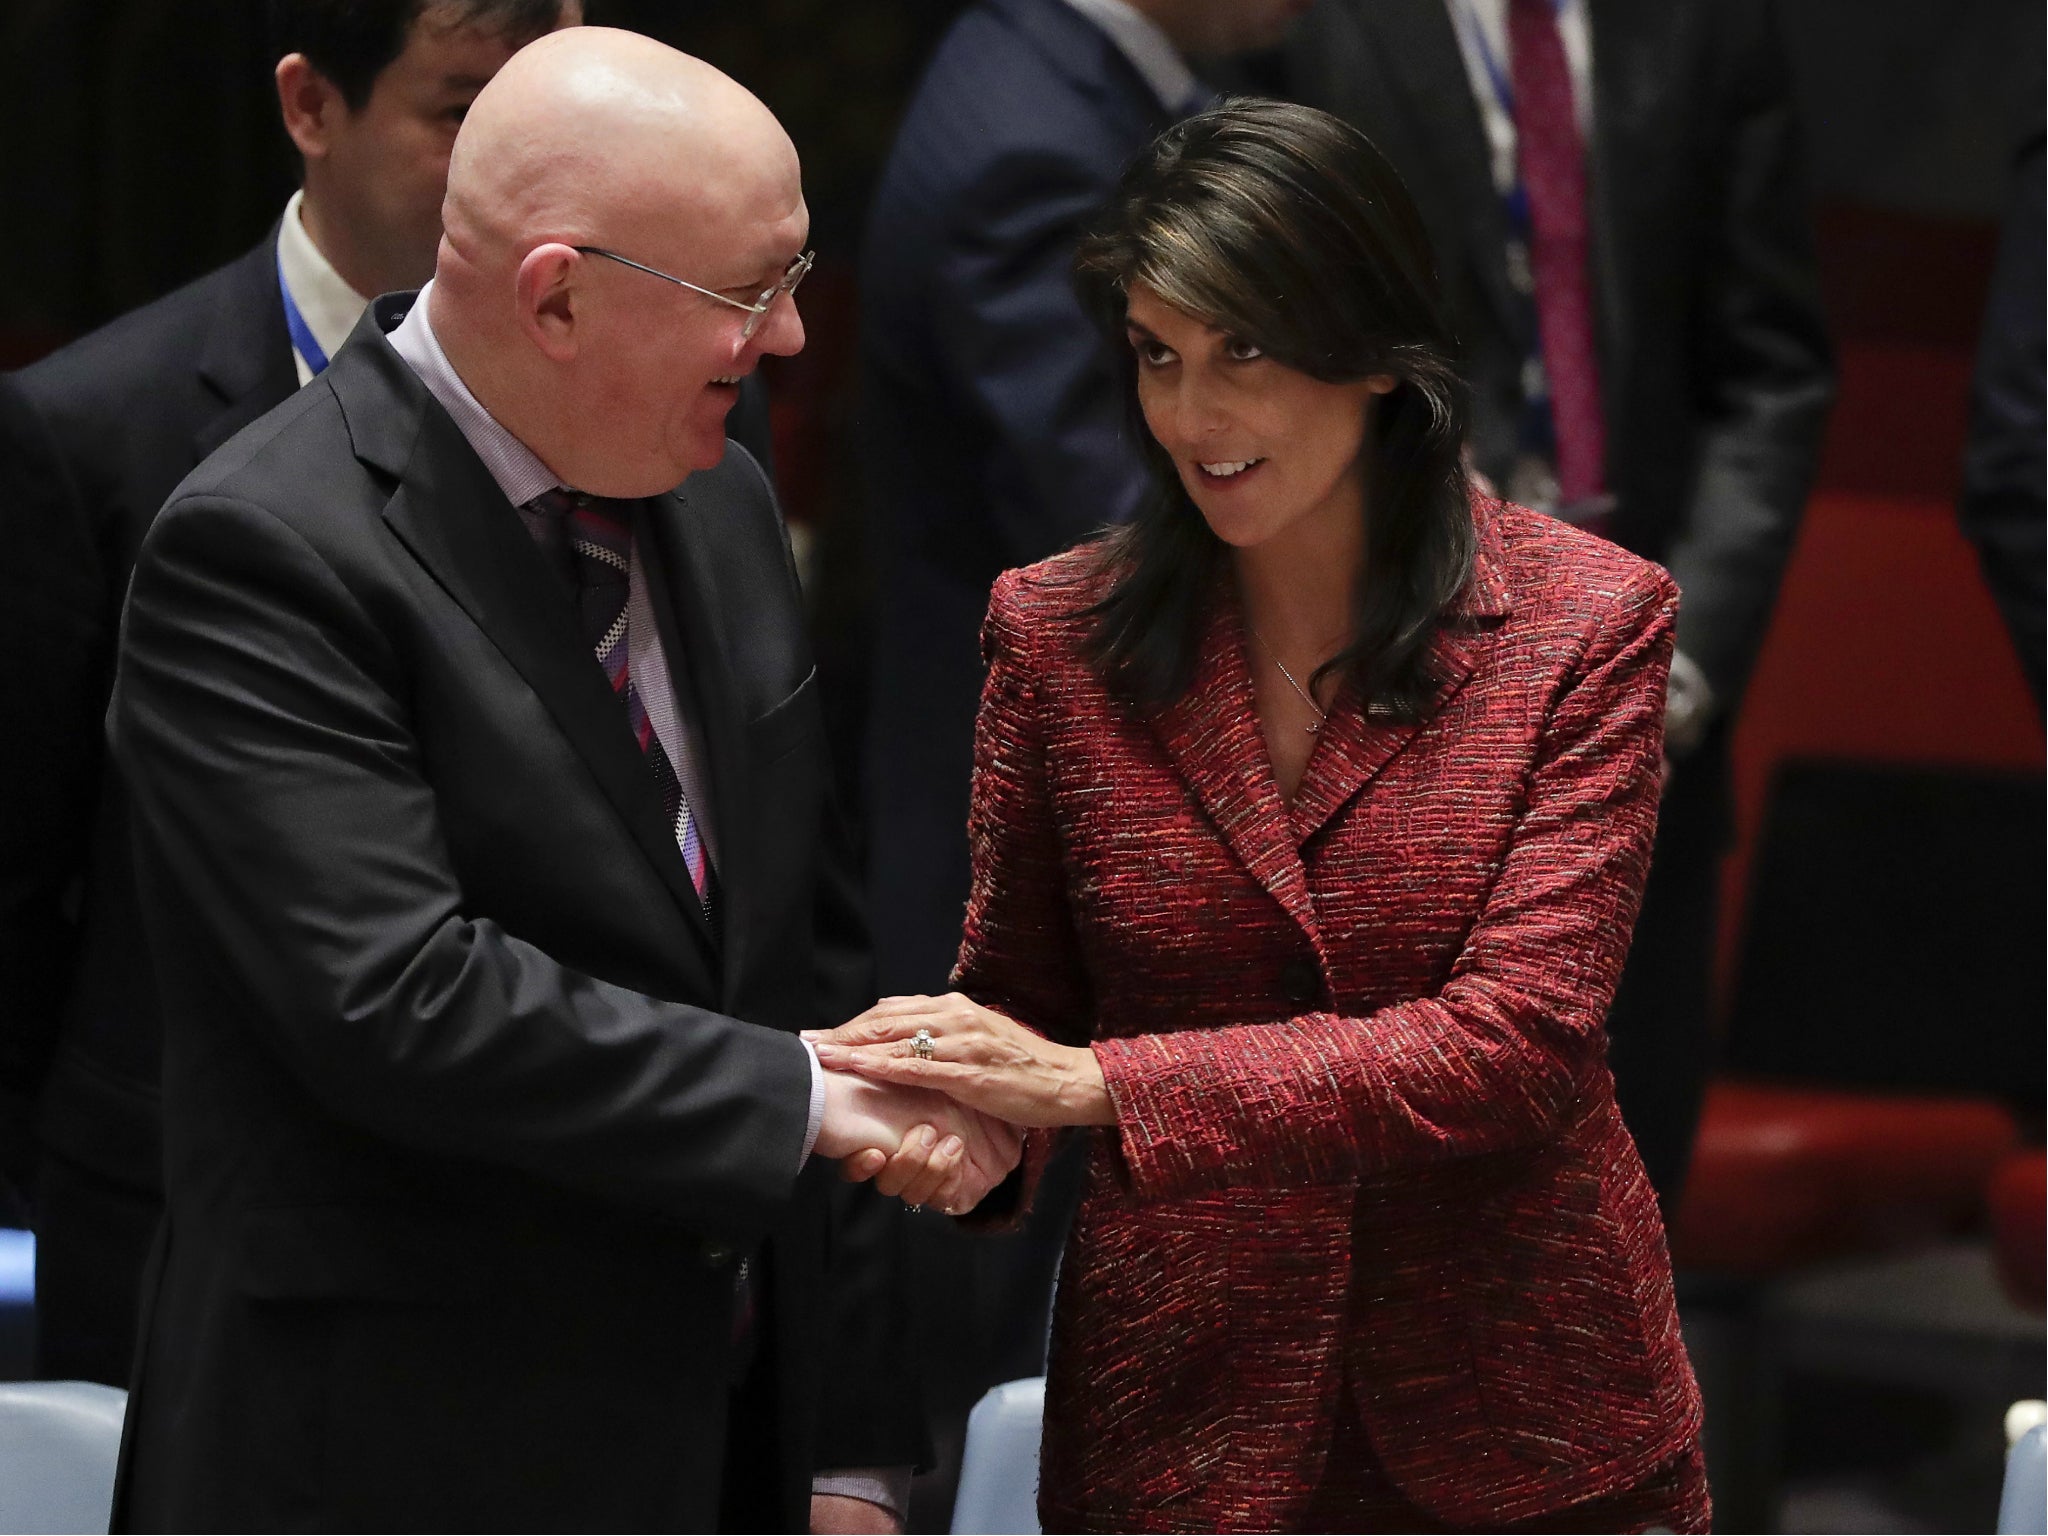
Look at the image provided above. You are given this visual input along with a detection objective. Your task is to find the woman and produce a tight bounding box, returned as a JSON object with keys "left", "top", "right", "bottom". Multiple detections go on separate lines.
{"left": 812, "top": 100, "right": 1706, "bottom": 1533}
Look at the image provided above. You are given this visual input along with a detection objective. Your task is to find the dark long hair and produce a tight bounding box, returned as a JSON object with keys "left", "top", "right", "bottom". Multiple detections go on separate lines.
{"left": 1071, "top": 99, "right": 1476, "bottom": 717}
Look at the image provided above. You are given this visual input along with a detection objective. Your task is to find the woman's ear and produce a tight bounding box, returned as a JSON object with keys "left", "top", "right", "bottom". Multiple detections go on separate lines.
{"left": 1365, "top": 372, "right": 1399, "bottom": 396}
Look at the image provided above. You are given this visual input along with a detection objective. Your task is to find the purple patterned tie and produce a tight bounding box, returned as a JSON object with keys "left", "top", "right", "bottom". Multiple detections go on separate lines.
{"left": 529, "top": 489, "right": 717, "bottom": 921}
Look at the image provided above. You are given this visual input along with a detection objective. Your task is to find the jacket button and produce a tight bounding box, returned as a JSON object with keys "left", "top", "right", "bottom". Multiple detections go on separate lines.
{"left": 1279, "top": 958, "right": 1321, "bottom": 1007}
{"left": 701, "top": 1241, "right": 735, "bottom": 1268}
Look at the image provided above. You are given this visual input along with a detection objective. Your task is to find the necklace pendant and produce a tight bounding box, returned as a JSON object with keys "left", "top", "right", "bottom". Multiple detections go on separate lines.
{"left": 1306, "top": 720, "right": 1321, "bottom": 735}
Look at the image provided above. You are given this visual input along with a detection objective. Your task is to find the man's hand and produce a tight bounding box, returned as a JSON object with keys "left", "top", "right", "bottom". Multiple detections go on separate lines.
{"left": 865, "top": 1094, "right": 1022, "bottom": 1214}
{"left": 815, "top": 1070, "right": 927, "bottom": 1161}
{"left": 811, "top": 1492, "right": 901, "bottom": 1534}
{"left": 817, "top": 1070, "right": 1022, "bottom": 1215}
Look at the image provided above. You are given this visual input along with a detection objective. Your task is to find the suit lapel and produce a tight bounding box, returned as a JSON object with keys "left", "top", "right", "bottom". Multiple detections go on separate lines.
{"left": 1149, "top": 593, "right": 1319, "bottom": 945}
{"left": 1287, "top": 503, "right": 1514, "bottom": 848}
{"left": 192, "top": 229, "right": 301, "bottom": 463}
{"left": 1147, "top": 506, "right": 1514, "bottom": 940}
{"left": 336, "top": 320, "right": 719, "bottom": 962}
{"left": 1366, "top": 0, "right": 1522, "bottom": 343}
{"left": 639, "top": 485, "right": 755, "bottom": 995}
{"left": 1585, "top": 0, "right": 1655, "bottom": 402}
{"left": 1285, "top": 635, "right": 1487, "bottom": 849}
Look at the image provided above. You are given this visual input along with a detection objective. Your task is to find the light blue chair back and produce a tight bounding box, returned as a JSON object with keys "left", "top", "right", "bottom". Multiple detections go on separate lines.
{"left": 0, "top": 1229, "right": 32, "bottom": 1307}
{"left": 951, "top": 1376, "right": 1045, "bottom": 1535}
{"left": 0, "top": 1381, "right": 128, "bottom": 1535}
{"left": 2001, "top": 1422, "right": 2047, "bottom": 1535}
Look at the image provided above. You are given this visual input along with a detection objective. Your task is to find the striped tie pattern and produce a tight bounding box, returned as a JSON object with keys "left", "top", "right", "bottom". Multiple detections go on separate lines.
{"left": 530, "top": 489, "right": 717, "bottom": 920}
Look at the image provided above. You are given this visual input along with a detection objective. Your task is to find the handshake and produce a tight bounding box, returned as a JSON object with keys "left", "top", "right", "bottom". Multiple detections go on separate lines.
{"left": 812, "top": 1066, "right": 1022, "bottom": 1216}
{"left": 807, "top": 990, "right": 1115, "bottom": 1216}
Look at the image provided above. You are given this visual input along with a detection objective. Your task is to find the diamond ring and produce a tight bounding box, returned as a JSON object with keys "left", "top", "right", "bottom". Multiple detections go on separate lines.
{"left": 910, "top": 1028, "right": 936, "bottom": 1061}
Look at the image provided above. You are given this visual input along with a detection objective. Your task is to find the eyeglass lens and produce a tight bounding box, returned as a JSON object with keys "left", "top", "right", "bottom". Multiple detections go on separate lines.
{"left": 741, "top": 253, "right": 812, "bottom": 341}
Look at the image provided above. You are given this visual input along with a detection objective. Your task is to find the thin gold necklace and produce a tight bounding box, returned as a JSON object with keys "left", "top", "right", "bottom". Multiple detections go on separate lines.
{"left": 1250, "top": 625, "right": 1331, "bottom": 735}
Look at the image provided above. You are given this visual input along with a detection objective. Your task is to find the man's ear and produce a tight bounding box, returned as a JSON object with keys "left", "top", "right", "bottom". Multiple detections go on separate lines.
{"left": 274, "top": 54, "right": 349, "bottom": 162}
{"left": 516, "top": 244, "right": 583, "bottom": 362}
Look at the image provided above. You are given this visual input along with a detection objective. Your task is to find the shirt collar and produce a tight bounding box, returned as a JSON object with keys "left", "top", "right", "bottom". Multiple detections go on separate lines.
{"left": 1059, "top": 0, "right": 1199, "bottom": 114}
{"left": 386, "top": 280, "right": 564, "bottom": 509}
{"left": 276, "top": 189, "right": 373, "bottom": 385}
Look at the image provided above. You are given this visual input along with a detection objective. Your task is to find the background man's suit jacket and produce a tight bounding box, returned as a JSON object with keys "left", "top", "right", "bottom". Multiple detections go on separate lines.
{"left": 103, "top": 299, "right": 908, "bottom": 1531}
{"left": 860, "top": 0, "right": 1171, "bottom": 997}
{"left": 0, "top": 228, "right": 779, "bottom": 1384}
{"left": 1282, "top": 0, "right": 1834, "bottom": 718}
{"left": 1278, "top": 0, "right": 1835, "bottom": 1208}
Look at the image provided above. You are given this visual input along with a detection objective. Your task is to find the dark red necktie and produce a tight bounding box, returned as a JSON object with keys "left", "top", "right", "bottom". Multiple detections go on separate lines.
{"left": 1508, "top": 0, "right": 1606, "bottom": 506}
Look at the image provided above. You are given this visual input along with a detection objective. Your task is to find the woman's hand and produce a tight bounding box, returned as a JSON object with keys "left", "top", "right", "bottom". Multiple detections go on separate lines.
{"left": 805, "top": 994, "right": 1116, "bottom": 1129}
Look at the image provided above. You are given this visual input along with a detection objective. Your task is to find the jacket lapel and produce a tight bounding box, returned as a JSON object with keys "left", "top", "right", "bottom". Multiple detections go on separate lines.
{"left": 639, "top": 485, "right": 755, "bottom": 998}
{"left": 1585, "top": 0, "right": 1657, "bottom": 407}
{"left": 335, "top": 313, "right": 719, "bottom": 962}
{"left": 1287, "top": 502, "right": 1514, "bottom": 848}
{"left": 1148, "top": 592, "right": 1320, "bottom": 944}
{"left": 192, "top": 229, "right": 301, "bottom": 463}
{"left": 1146, "top": 505, "right": 1514, "bottom": 938}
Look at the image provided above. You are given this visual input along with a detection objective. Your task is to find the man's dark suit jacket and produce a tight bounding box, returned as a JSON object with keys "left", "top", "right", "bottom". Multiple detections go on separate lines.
{"left": 0, "top": 227, "right": 780, "bottom": 1385}
{"left": 1279, "top": 0, "right": 1834, "bottom": 1207}
{"left": 860, "top": 0, "right": 1169, "bottom": 996}
{"left": 103, "top": 296, "right": 911, "bottom": 1530}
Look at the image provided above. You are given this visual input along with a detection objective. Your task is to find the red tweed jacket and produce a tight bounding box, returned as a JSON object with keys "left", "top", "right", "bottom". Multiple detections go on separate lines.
{"left": 953, "top": 500, "right": 1704, "bottom": 1532}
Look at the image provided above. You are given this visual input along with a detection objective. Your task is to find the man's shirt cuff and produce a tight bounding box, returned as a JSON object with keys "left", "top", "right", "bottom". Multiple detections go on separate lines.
{"left": 813, "top": 1467, "right": 914, "bottom": 1524}
{"left": 800, "top": 1037, "right": 826, "bottom": 1166}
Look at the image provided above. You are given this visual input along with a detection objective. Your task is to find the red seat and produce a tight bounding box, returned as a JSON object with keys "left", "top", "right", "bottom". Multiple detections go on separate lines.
{"left": 1988, "top": 1149, "right": 2046, "bottom": 1311}
{"left": 1671, "top": 1079, "right": 2022, "bottom": 1274}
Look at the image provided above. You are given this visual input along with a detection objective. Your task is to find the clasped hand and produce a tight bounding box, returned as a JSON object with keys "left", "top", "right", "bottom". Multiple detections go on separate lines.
{"left": 814, "top": 1066, "right": 1022, "bottom": 1216}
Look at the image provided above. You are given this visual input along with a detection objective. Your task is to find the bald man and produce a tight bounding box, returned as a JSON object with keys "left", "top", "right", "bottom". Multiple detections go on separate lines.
{"left": 106, "top": 29, "right": 994, "bottom": 1532}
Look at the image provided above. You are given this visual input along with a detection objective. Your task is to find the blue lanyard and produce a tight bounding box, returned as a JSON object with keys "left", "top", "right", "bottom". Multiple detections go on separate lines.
{"left": 276, "top": 243, "right": 330, "bottom": 376}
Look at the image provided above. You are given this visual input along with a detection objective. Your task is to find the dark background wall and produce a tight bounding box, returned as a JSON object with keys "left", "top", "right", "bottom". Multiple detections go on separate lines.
{"left": 0, "top": 1, "right": 966, "bottom": 356}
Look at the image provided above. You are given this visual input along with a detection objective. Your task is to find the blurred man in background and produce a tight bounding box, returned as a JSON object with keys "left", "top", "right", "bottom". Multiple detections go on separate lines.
{"left": 0, "top": 0, "right": 591, "bottom": 1387}
{"left": 1278, "top": 0, "right": 1835, "bottom": 1217}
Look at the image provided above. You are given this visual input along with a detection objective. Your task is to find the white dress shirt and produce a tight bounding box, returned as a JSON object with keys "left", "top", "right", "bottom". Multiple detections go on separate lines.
{"left": 1060, "top": 0, "right": 1200, "bottom": 113}
{"left": 276, "top": 189, "right": 373, "bottom": 385}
